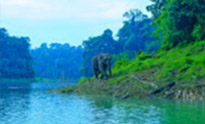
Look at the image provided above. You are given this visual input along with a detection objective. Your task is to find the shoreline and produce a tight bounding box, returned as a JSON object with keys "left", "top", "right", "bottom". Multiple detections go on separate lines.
{"left": 59, "top": 77, "right": 205, "bottom": 101}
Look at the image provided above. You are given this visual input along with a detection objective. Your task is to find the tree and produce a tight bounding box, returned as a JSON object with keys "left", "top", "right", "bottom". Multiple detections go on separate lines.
{"left": 153, "top": 0, "right": 205, "bottom": 48}
{"left": 0, "top": 28, "right": 34, "bottom": 79}
{"left": 82, "top": 29, "right": 119, "bottom": 76}
{"left": 117, "top": 9, "right": 160, "bottom": 55}
{"left": 147, "top": 0, "right": 167, "bottom": 18}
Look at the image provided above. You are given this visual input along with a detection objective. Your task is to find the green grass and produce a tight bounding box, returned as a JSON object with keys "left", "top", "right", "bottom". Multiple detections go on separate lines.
{"left": 112, "top": 40, "right": 205, "bottom": 83}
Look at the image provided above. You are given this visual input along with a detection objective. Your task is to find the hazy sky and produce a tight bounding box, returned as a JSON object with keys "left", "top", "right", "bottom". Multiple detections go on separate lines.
{"left": 0, "top": 0, "right": 152, "bottom": 48}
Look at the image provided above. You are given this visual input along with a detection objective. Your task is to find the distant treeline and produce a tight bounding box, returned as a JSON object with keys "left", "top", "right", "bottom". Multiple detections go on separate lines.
{"left": 30, "top": 43, "right": 83, "bottom": 80}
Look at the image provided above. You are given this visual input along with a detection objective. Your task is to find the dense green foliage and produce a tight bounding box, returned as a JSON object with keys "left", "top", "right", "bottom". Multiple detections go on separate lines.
{"left": 0, "top": 28, "right": 34, "bottom": 79}
{"left": 30, "top": 43, "right": 83, "bottom": 80}
{"left": 152, "top": 0, "right": 205, "bottom": 48}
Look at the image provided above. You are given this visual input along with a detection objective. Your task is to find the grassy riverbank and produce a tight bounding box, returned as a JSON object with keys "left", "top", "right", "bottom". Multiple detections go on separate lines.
{"left": 60, "top": 41, "right": 205, "bottom": 100}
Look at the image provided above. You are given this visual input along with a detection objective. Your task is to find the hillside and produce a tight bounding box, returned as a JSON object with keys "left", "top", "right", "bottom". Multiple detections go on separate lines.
{"left": 60, "top": 41, "right": 205, "bottom": 100}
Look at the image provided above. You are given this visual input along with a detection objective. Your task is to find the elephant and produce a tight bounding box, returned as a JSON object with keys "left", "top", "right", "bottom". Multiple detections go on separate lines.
{"left": 92, "top": 53, "right": 112, "bottom": 79}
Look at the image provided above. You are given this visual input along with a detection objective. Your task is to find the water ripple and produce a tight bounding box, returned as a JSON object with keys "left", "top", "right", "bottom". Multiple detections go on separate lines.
{"left": 0, "top": 85, "right": 204, "bottom": 124}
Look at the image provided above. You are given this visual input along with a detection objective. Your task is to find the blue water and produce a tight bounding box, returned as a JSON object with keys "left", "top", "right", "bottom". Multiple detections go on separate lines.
{"left": 0, "top": 82, "right": 204, "bottom": 124}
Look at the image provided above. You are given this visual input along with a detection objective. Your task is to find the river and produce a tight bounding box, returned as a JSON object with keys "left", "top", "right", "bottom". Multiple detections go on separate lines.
{"left": 0, "top": 82, "right": 204, "bottom": 124}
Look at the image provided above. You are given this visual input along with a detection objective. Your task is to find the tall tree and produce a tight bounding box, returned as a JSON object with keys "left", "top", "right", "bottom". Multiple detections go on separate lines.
{"left": 82, "top": 29, "right": 119, "bottom": 76}
{"left": 117, "top": 9, "right": 160, "bottom": 55}
{"left": 153, "top": 0, "right": 205, "bottom": 48}
{"left": 0, "top": 28, "right": 34, "bottom": 79}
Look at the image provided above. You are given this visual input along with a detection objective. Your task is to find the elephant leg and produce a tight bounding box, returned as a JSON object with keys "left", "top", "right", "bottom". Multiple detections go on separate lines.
{"left": 99, "top": 65, "right": 107, "bottom": 79}
{"left": 104, "top": 72, "right": 108, "bottom": 79}
{"left": 103, "top": 65, "right": 108, "bottom": 79}
{"left": 94, "top": 69, "right": 99, "bottom": 79}
{"left": 95, "top": 72, "right": 98, "bottom": 79}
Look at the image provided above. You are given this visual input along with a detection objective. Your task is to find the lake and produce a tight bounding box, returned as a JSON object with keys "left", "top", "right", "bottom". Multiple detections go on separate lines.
{"left": 0, "top": 82, "right": 204, "bottom": 124}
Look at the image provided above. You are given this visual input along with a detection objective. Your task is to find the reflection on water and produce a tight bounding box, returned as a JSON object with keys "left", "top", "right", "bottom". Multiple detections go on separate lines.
{"left": 0, "top": 82, "right": 204, "bottom": 124}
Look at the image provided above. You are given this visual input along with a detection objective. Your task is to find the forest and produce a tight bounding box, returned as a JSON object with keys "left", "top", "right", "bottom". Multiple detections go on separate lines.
{"left": 30, "top": 43, "right": 83, "bottom": 80}
{"left": 0, "top": 0, "right": 204, "bottom": 84}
